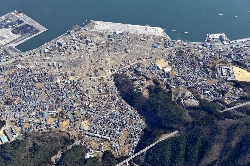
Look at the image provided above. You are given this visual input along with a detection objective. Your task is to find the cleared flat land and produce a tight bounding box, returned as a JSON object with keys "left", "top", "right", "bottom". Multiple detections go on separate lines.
{"left": 232, "top": 66, "right": 250, "bottom": 82}
{"left": 0, "top": 10, "right": 47, "bottom": 47}
{"left": 0, "top": 28, "right": 21, "bottom": 45}
{"left": 89, "top": 21, "right": 170, "bottom": 38}
{"left": 155, "top": 58, "right": 169, "bottom": 69}
{"left": 60, "top": 120, "right": 70, "bottom": 131}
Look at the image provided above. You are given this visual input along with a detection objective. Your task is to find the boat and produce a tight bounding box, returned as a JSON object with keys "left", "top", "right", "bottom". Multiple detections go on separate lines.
{"left": 184, "top": 32, "right": 189, "bottom": 34}
{"left": 235, "top": 16, "right": 238, "bottom": 18}
{"left": 219, "top": 13, "right": 223, "bottom": 16}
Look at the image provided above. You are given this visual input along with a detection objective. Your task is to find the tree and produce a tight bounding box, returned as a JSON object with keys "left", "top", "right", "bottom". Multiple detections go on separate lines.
{"left": 56, "top": 145, "right": 87, "bottom": 166}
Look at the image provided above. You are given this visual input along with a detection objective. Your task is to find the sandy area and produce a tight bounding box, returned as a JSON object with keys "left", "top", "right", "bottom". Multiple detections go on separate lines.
{"left": 142, "top": 89, "right": 149, "bottom": 98}
{"left": 91, "top": 141, "right": 100, "bottom": 149}
{"left": 92, "top": 21, "right": 168, "bottom": 37}
{"left": 155, "top": 58, "right": 169, "bottom": 69}
{"left": 23, "top": 123, "right": 30, "bottom": 128}
{"left": 35, "top": 83, "right": 44, "bottom": 88}
{"left": 81, "top": 120, "right": 89, "bottom": 131}
{"left": 119, "top": 131, "right": 130, "bottom": 156}
{"left": 207, "top": 79, "right": 218, "bottom": 85}
{"left": 60, "top": 120, "right": 70, "bottom": 131}
{"left": 170, "top": 70, "right": 178, "bottom": 77}
{"left": 0, "top": 129, "right": 5, "bottom": 137}
{"left": 47, "top": 117, "right": 54, "bottom": 125}
{"left": 233, "top": 66, "right": 250, "bottom": 82}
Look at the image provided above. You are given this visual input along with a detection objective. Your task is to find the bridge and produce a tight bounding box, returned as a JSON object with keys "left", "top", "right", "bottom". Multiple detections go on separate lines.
{"left": 116, "top": 131, "right": 179, "bottom": 166}
{"left": 221, "top": 101, "right": 250, "bottom": 112}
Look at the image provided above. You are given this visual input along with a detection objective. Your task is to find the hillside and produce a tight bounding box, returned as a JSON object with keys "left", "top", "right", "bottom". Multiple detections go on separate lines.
{"left": 0, "top": 131, "right": 74, "bottom": 166}
{"left": 114, "top": 73, "right": 250, "bottom": 166}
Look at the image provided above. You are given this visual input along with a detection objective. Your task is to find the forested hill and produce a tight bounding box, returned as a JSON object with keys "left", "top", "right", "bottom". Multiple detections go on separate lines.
{"left": 0, "top": 132, "right": 74, "bottom": 166}
{"left": 114, "top": 73, "right": 250, "bottom": 166}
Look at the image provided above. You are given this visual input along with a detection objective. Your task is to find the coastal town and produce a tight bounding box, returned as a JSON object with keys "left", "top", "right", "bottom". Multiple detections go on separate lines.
{"left": 1, "top": 10, "right": 250, "bottom": 160}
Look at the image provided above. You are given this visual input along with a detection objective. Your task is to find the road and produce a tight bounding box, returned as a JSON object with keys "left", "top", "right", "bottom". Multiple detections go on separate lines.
{"left": 221, "top": 101, "right": 250, "bottom": 112}
{"left": 116, "top": 131, "right": 179, "bottom": 166}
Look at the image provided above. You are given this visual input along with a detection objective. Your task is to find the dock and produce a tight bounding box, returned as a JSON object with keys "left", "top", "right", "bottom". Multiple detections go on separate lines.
{"left": 0, "top": 10, "right": 47, "bottom": 48}
{"left": 86, "top": 21, "right": 171, "bottom": 39}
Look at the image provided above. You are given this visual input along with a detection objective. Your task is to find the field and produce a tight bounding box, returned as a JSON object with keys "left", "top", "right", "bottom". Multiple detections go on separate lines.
{"left": 81, "top": 120, "right": 89, "bottom": 130}
{"left": 47, "top": 118, "right": 54, "bottom": 125}
{"left": 0, "top": 129, "right": 5, "bottom": 137}
{"left": 23, "top": 123, "right": 30, "bottom": 128}
{"left": 155, "top": 58, "right": 169, "bottom": 69}
{"left": 60, "top": 120, "right": 70, "bottom": 131}
{"left": 232, "top": 66, "right": 250, "bottom": 82}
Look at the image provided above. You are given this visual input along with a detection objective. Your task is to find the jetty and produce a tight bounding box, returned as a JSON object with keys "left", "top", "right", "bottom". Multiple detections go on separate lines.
{"left": 86, "top": 21, "right": 171, "bottom": 39}
{"left": 0, "top": 10, "right": 47, "bottom": 48}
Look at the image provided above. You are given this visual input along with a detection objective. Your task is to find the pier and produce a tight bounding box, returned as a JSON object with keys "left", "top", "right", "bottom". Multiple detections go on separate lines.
{"left": 87, "top": 21, "right": 171, "bottom": 39}
{"left": 0, "top": 10, "right": 47, "bottom": 48}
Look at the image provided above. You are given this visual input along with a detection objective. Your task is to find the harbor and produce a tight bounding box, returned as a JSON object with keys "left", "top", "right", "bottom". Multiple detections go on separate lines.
{"left": 0, "top": 10, "right": 47, "bottom": 49}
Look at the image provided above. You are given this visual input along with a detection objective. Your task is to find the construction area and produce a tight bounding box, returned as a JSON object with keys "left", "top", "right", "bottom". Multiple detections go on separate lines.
{"left": 232, "top": 66, "right": 250, "bottom": 82}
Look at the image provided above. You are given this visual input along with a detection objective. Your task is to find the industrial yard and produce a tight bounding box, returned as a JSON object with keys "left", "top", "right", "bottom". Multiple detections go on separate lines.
{"left": 0, "top": 10, "right": 47, "bottom": 47}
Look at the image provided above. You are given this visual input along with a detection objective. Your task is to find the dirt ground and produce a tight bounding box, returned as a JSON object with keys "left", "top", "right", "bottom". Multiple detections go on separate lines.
{"left": 91, "top": 140, "right": 101, "bottom": 149}
{"left": 81, "top": 120, "right": 89, "bottom": 130}
{"left": 35, "top": 83, "right": 44, "bottom": 88}
{"left": 118, "top": 130, "right": 130, "bottom": 156}
{"left": 0, "top": 129, "right": 5, "bottom": 137}
{"left": 51, "top": 150, "right": 62, "bottom": 164}
{"left": 47, "top": 117, "right": 54, "bottom": 124}
{"left": 172, "top": 86, "right": 187, "bottom": 101}
{"left": 155, "top": 58, "right": 169, "bottom": 69}
{"left": 60, "top": 120, "right": 70, "bottom": 131}
{"left": 207, "top": 79, "right": 218, "bottom": 85}
{"left": 23, "top": 123, "right": 30, "bottom": 128}
{"left": 170, "top": 70, "right": 178, "bottom": 77}
{"left": 233, "top": 66, "right": 250, "bottom": 82}
{"left": 142, "top": 89, "right": 149, "bottom": 98}
{"left": 141, "top": 79, "right": 153, "bottom": 98}
{"left": 103, "top": 141, "right": 112, "bottom": 151}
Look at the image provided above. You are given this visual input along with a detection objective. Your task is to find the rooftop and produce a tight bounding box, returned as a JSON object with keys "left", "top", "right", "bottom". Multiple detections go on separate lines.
{"left": 0, "top": 135, "right": 8, "bottom": 143}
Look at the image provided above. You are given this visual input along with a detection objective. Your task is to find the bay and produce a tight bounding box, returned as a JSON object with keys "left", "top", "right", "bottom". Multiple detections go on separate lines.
{"left": 0, "top": 0, "right": 250, "bottom": 51}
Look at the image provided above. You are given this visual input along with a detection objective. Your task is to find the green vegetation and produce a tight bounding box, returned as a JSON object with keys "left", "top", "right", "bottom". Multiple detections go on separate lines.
{"left": 114, "top": 73, "right": 186, "bottom": 129}
{"left": 233, "top": 80, "right": 250, "bottom": 94}
{"left": 2, "top": 74, "right": 250, "bottom": 166}
{"left": 56, "top": 145, "right": 87, "bottom": 166}
{"left": 144, "top": 126, "right": 218, "bottom": 166}
{"left": 84, "top": 157, "right": 101, "bottom": 166}
{"left": 0, "top": 132, "right": 73, "bottom": 166}
{"left": 56, "top": 145, "right": 103, "bottom": 166}
{"left": 101, "top": 150, "right": 128, "bottom": 166}
{"left": 113, "top": 73, "right": 144, "bottom": 108}
{"left": 114, "top": 73, "right": 250, "bottom": 166}
{"left": 221, "top": 134, "right": 250, "bottom": 166}
{"left": 232, "top": 60, "right": 248, "bottom": 69}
